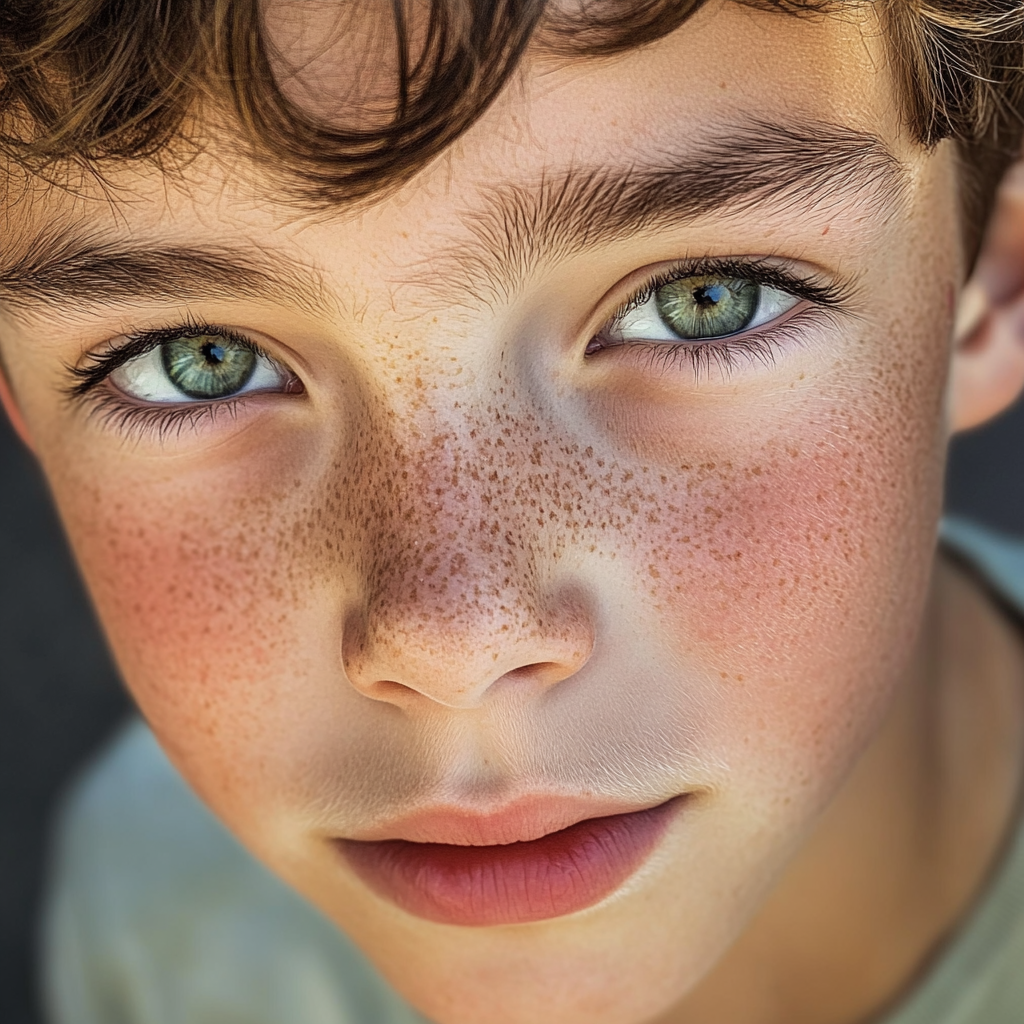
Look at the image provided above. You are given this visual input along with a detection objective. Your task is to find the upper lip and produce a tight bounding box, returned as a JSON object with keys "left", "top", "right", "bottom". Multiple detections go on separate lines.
{"left": 343, "top": 794, "right": 674, "bottom": 847}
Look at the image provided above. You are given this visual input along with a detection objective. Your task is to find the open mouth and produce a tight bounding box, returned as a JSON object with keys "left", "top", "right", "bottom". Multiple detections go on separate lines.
{"left": 337, "top": 796, "right": 684, "bottom": 927}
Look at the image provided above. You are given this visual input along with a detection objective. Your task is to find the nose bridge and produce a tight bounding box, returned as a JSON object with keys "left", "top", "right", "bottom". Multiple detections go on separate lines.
{"left": 342, "top": 402, "right": 591, "bottom": 708}
{"left": 369, "top": 423, "right": 536, "bottom": 624}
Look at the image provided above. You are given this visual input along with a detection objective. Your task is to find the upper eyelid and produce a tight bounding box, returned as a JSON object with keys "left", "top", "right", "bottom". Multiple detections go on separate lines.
{"left": 63, "top": 324, "right": 266, "bottom": 399}
{"left": 607, "top": 258, "right": 852, "bottom": 326}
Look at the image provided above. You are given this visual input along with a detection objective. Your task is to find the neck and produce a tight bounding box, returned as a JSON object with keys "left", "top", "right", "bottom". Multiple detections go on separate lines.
{"left": 661, "top": 552, "right": 1024, "bottom": 1024}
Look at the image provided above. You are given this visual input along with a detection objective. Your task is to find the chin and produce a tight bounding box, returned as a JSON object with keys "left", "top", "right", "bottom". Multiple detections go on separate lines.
{"left": 370, "top": 925, "right": 698, "bottom": 1024}
{"left": 291, "top": 824, "right": 764, "bottom": 1024}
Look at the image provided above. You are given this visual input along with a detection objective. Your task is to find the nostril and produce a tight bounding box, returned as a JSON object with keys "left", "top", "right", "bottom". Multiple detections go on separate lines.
{"left": 372, "top": 679, "right": 419, "bottom": 702}
{"left": 500, "top": 659, "right": 585, "bottom": 689}
{"left": 340, "top": 587, "right": 596, "bottom": 709}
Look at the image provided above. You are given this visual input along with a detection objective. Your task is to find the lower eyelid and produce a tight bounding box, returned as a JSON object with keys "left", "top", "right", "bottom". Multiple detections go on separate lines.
{"left": 628, "top": 327, "right": 788, "bottom": 379}
{"left": 86, "top": 392, "right": 248, "bottom": 442}
{"left": 603, "top": 306, "right": 832, "bottom": 380}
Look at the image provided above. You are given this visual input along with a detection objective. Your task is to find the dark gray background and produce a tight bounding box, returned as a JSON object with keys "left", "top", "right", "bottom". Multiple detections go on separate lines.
{"left": 2, "top": 399, "right": 1024, "bottom": 1024}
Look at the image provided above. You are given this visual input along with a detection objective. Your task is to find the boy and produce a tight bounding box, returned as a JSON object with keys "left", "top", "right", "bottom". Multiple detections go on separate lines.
{"left": 4, "top": 0, "right": 1024, "bottom": 1021}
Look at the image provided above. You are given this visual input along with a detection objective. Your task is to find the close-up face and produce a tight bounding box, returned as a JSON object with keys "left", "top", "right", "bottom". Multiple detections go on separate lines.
{"left": 0, "top": 3, "right": 969, "bottom": 1022}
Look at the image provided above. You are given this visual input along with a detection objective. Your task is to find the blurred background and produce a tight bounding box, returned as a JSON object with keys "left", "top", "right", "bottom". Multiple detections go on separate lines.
{"left": 3, "top": 400, "right": 1024, "bottom": 1024}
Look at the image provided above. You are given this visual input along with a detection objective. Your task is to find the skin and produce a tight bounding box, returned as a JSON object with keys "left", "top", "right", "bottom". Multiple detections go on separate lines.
{"left": 4, "top": 2, "right": 1024, "bottom": 1022}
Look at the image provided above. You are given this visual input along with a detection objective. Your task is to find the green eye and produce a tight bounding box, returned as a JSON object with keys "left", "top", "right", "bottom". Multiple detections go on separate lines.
{"left": 655, "top": 275, "right": 759, "bottom": 340}
{"left": 161, "top": 335, "right": 257, "bottom": 399}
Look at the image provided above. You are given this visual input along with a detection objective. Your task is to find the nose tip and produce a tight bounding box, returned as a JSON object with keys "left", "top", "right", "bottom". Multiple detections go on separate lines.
{"left": 341, "top": 599, "right": 594, "bottom": 710}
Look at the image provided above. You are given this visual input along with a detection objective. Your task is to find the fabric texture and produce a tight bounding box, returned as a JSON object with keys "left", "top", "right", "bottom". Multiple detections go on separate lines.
{"left": 40, "top": 518, "right": 1024, "bottom": 1024}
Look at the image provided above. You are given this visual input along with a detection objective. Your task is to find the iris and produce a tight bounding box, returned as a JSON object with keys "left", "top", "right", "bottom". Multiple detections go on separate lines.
{"left": 161, "top": 336, "right": 257, "bottom": 399}
{"left": 655, "top": 276, "right": 759, "bottom": 340}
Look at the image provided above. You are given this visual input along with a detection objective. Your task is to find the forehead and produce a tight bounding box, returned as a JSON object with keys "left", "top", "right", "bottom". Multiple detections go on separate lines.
{"left": 1, "top": 2, "right": 920, "bottom": 310}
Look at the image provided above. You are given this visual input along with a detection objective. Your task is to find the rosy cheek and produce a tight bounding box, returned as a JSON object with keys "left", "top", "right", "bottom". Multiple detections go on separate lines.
{"left": 648, "top": 433, "right": 926, "bottom": 653}
{"left": 629, "top": 391, "right": 946, "bottom": 792}
{"left": 48, "top": 450, "right": 330, "bottom": 818}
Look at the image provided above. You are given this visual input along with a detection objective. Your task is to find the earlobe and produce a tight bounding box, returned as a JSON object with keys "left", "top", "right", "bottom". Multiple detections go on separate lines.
{"left": 948, "top": 158, "right": 1024, "bottom": 434}
{"left": 0, "top": 367, "right": 36, "bottom": 453}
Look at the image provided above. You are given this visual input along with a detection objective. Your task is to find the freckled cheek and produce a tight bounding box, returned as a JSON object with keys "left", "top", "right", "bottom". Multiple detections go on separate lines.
{"left": 634, "top": 402, "right": 945, "bottom": 778}
{"left": 58, "top": 484, "right": 335, "bottom": 820}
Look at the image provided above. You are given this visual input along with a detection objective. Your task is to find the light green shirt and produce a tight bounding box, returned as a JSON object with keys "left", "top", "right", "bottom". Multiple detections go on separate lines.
{"left": 41, "top": 519, "right": 1024, "bottom": 1024}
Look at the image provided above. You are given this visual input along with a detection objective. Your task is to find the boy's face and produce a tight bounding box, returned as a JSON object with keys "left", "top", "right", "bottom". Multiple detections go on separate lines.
{"left": 0, "top": 3, "right": 967, "bottom": 1022}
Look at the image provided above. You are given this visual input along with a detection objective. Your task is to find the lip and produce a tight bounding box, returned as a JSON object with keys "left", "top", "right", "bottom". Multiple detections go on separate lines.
{"left": 336, "top": 795, "right": 685, "bottom": 927}
{"left": 348, "top": 793, "right": 673, "bottom": 847}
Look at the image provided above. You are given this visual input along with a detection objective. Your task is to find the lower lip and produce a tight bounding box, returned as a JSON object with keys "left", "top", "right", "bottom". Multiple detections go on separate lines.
{"left": 338, "top": 798, "right": 682, "bottom": 927}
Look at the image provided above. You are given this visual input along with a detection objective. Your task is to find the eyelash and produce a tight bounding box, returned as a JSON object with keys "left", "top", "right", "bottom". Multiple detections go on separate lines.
{"left": 65, "top": 259, "right": 849, "bottom": 440}
{"left": 77, "top": 394, "right": 250, "bottom": 442}
{"left": 592, "top": 257, "right": 850, "bottom": 379}
{"left": 64, "top": 318, "right": 291, "bottom": 441}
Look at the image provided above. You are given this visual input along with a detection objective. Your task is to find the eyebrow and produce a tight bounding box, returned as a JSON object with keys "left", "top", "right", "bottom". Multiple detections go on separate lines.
{"left": 0, "top": 120, "right": 905, "bottom": 317}
{"left": 0, "top": 234, "right": 333, "bottom": 317}
{"left": 443, "top": 119, "right": 908, "bottom": 302}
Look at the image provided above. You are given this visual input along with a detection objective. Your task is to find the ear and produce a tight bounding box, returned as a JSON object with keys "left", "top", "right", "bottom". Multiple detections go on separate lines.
{"left": 949, "top": 159, "right": 1024, "bottom": 433}
{"left": 0, "top": 366, "right": 36, "bottom": 454}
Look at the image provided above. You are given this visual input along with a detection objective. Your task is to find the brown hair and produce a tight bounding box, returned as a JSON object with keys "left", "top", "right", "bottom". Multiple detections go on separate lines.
{"left": 1, "top": 0, "right": 1024, "bottom": 239}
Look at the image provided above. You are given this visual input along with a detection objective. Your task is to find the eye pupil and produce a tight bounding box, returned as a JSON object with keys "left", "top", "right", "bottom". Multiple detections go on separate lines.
{"left": 693, "top": 284, "right": 726, "bottom": 308}
{"left": 161, "top": 335, "right": 257, "bottom": 399}
{"left": 656, "top": 275, "right": 759, "bottom": 340}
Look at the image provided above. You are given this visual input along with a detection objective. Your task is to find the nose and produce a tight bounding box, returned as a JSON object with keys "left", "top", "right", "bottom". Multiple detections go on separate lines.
{"left": 340, "top": 437, "right": 595, "bottom": 710}
{"left": 343, "top": 591, "right": 594, "bottom": 710}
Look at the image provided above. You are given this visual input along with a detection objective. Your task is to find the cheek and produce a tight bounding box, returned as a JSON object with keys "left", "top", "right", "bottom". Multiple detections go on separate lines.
{"left": 46, "top": 442, "right": 343, "bottom": 822}
{"left": 647, "top": 418, "right": 935, "bottom": 664}
{"left": 622, "top": 319, "right": 949, "bottom": 801}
